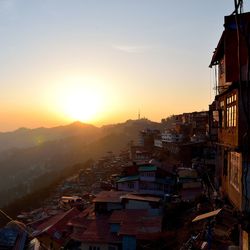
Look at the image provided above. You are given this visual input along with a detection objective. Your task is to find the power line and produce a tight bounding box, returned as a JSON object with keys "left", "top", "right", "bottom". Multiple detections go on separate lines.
{"left": 0, "top": 208, "right": 50, "bottom": 250}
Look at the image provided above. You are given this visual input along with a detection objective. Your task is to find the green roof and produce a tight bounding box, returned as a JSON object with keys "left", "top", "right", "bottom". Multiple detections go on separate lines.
{"left": 116, "top": 175, "right": 139, "bottom": 183}
{"left": 138, "top": 165, "right": 157, "bottom": 172}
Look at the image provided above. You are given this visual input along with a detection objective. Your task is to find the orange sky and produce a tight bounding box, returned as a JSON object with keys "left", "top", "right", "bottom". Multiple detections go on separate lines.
{"left": 0, "top": 1, "right": 245, "bottom": 132}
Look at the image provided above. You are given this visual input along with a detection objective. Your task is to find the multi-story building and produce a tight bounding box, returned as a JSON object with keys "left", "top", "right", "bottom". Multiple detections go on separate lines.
{"left": 209, "top": 12, "right": 250, "bottom": 213}
{"left": 116, "top": 164, "right": 175, "bottom": 196}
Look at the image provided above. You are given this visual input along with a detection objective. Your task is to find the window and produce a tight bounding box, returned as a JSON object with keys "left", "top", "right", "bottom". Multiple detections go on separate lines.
{"left": 226, "top": 94, "right": 237, "bottom": 127}
{"left": 220, "top": 100, "right": 225, "bottom": 128}
{"left": 229, "top": 152, "right": 241, "bottom": 192}
{"left": 128, "top": 182, "right": 134, "bottom": 189}
{"left": 140, "top": 182, "right": 148, "bottom": 189}
{"left": 154, "top": 183, "right": 161, "bottom": 190}
{"left": 212, "top": 110, "right": 219, "bottom": 128}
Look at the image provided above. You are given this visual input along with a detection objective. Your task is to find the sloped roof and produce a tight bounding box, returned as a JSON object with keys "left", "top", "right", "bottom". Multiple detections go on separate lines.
{"left": 120, "top": 194, "right": 161, "bottom": 203}
{"left": 192, "top": 209, "right": 222, "bottom": 222}
{"left": 110, "top": 209, "right": 162, "bottom": 237}
{"left": 67, "top": 205, "right": 95, "bottom": 227}
{"left": 109, "top": 209, "right": 149, "bottom": 224}
{"left": 70, "top": 209, "right": 162, "bottom": 244}
{"left": 71, "top": 216, "right": 122, "bottom": 244}
{"left": 116, "top": 175, "right": 139, "bottom": 183}
{"left": 93, "top": 191, "right": 128, "bottom": 203}
{"left": 209, "top": 32, "right": 225, "bottom": 68}
{"left": 139, "top": 165, "right": 157, "bottom": 172}
{"left": 32, "top": 207, "right": 80, "bottom": 244}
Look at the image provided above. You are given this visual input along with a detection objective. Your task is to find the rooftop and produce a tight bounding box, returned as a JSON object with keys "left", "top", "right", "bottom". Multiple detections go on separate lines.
{"left": 138, "top": 165, "right": 157, "bottom": 172}
{"left": 71, "top": 216, "right": 121, "bottom": 244}
{"left": 31, "top": 207, "right": 80, "bottom": 244}
{"left": 120, "top": 194, "right": 161, "bottom": 203}
{"left": 109, "top": 209, "right": 149, "bottom": 224}
{"left": 110, "top": 210, "right": 162, "bottom": 237}
{"left": 116, "top": 175, "right": 139, "bottom": 183}
{"left": 93, "top": 190, "right": 128, "bottom": 203}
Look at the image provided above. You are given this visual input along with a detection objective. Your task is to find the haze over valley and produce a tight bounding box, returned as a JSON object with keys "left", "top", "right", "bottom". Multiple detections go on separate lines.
{"left": 0, "top": 119, "right": 162, "bottom": 207}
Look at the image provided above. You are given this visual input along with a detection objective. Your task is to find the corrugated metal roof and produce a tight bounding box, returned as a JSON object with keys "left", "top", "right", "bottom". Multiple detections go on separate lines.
{"left": 116, "top": 175, "right": 139, "bottom": 183}
{"left": 31, "top": 207, "right": 80, "bottom": 244}
{"left": 93, "top": 191, "right": 128, "bottom": 203}
{"left": 71, "top": 209, "right": 162, "bottom": 243}
{"left": 139, "top": 166, "right": 157, "bottom": 172}
{"left": 71, "top": 216, "right": 122, "bottom": 244}
{"left": 192, "top": 209, "right": 222, "bottom": 222}
{"left": 120, "top": 194, "right": 161, "bottom": 203}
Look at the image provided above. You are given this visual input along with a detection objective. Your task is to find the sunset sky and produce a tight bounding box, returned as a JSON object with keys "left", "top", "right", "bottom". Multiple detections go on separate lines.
{"left": 0, "top": 0, "right": 249, "bottom": 131}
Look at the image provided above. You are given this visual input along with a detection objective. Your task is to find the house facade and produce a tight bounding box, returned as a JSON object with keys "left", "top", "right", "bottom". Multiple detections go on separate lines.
{"left": 116, "top": 164, "right": 174, "bottom": 196}
{"left": 209, "top": 12, "right": 250, "bottom": 212}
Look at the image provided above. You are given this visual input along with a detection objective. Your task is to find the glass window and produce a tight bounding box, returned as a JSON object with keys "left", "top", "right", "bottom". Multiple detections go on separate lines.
{"left": 128, "top": 182, "right": 134, "bottom": 189}
{"left": 220, "top": 100, "right": 225, "bottom": 128}
{"left": 226, "top": 94, "right": 237, "bottom": 128}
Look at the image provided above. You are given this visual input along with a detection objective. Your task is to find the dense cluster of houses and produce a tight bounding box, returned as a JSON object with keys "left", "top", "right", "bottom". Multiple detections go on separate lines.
{"left": 0, "top": 120, "right": 208, "bottom": 250}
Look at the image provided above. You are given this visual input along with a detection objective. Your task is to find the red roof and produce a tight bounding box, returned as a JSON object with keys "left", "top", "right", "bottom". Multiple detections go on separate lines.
{"left": 93, "top": 191, "right": 128, "bottom": 203}
{"left": 71, "top": 216, "right": 121, "bottom": 244}
{"left": 32, "top": 208, "right": 80, "bottom": 245}
{"left": 110, "top": 210, "right": 162, "bottom": 237}
{"left": 70, "top": 209, "right": 162, "bottom": 244}
{"left": 120, "top": 194, "right": 161, "bottom": 203}
{"left": 68, "top": 206, "right": 95, "bottom": 227}
{"left": 109, "top": 209, "right": 148, "bottom": 224}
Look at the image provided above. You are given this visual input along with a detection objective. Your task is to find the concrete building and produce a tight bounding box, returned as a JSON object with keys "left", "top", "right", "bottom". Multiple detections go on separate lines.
{"left": 209, "top": 12, "right": 250, "bottom": 212}
{"left": 209, "top": 10, "right": 250, "bottom": 250}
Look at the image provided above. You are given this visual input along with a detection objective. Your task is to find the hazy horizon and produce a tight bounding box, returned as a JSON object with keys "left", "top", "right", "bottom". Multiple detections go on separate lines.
{"left": 0, "top": 117, "right": 158, "bottom": 133}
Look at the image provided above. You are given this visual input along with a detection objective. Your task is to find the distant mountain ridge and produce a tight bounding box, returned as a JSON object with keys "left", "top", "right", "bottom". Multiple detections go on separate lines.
{"left": 0, "top": 119, "right": 162, "bottom": 207}
{"left": 0, "top": 121, "right": 100, "bottom": 153}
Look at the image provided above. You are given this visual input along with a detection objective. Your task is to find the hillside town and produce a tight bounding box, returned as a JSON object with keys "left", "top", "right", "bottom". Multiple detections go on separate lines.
{"left": 1, "top": 6, "right": 250, "bottom": 250}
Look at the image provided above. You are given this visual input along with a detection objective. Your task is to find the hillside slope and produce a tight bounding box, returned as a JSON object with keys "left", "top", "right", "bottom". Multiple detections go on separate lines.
{"left": 0, "top": 119, "right": 161, "bottom": 207}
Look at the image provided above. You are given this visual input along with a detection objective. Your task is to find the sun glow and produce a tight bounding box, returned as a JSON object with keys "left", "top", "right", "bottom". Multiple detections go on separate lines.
{"left": 64, "top": 89, "right": 101, "bottom": 122}
{"left": 55, "top": 76, "right": 105, "bottom": 123}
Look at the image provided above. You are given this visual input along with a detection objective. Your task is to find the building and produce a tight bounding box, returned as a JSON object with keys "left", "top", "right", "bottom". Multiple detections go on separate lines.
{"left": 129, "top": 146, "right": 152, "bottom": 165}
{"left": 161, "top": 131, "right": 184, "bottom": 143}
{"left": 209, "top": 10, "right": 250, "bottom": 250}
{"left": 0, "top": 221, "right": 27, "bottom": 250}
{"left": 209, "top": 12, "right": 250, "bottom": 212}
{"left": 116, "top": 164, "right": 175, "bottom": 196}
{"left": 30, "top": 208, "right": 80, "bottom": 249}
{"left": 121, "top": 194, "right": 162, "bottom": 216}
{"left": 93, "top": 191, "right": 128, "bottom": 214}
{"left": 70, "top": 209, "right": 162, "bottom": 250}
{"left": 139, "top": 129, "right": 161, "bottom": 150}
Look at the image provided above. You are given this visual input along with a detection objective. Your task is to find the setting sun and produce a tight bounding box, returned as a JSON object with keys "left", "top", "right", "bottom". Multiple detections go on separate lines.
{"left": 63, "top": 88, "right": 101, "bottom": 122}
{"left": 53, "top": 76, "right": 105, "bottom": 123}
